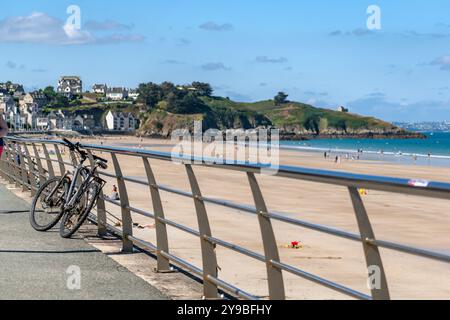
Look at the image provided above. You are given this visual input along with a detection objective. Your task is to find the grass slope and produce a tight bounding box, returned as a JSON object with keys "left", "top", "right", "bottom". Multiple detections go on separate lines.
{"left": 201, "top": 97, "right": 397, "bottom": 134}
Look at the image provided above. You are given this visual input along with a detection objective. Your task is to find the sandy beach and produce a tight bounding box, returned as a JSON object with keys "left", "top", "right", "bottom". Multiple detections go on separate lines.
{"left": 36, "top": 135, "right": 450, "bottom": 299}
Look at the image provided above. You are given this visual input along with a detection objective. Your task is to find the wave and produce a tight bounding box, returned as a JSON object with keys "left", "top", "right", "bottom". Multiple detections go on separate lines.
{"left": 278, "top": 144, "right": 450, "bottom": 160}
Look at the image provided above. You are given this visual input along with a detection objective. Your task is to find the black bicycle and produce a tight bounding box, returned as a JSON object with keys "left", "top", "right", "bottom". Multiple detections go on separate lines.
{"left": 30, "top": 138, "right": 108, "bottom": 238}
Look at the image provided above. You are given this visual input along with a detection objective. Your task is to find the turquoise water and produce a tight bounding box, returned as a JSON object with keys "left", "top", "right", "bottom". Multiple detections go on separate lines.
{"left": 280, "top": 132, "right": 450, "bottom": 167}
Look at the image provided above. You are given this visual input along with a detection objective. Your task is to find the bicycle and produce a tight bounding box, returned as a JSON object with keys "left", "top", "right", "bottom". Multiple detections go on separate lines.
{"left": 30, "top": 138, "right": 108, "bottom": 238}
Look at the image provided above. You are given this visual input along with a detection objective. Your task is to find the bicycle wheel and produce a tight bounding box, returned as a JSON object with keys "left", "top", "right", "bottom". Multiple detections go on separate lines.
{"left": 59, "top": 181, "right": 101, "bottom": 238}
{"left": 30, "top": 177, "right": 67, "bottom": 231}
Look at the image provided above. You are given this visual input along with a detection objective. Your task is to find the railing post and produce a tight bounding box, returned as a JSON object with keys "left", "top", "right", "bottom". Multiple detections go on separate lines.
{"left": 86, "top": 150, "right": 108, "bottom": 237}
{"left": 32, "top": 143, "right": 46, "bottom": 184}
{"left": 185, "top": 164, "right": 219, "bottom": 299}
{"left": 4, "top": 141, "right": 14, "bottom": 184}
{"left": 69, "top": 149, "right": 78, "bottom": 167}
{"left": 11, "top": 142, "right": 22, "bottom": 188}
{"left": 142, "top": 157, "right": 171, "bottom": 272}
{"left": 0, "top": 140, "right": 7, "bottom": 181}
{"left": 111, "top": 153, "right": 134, "bottom": 253}
{"left": 54, "top": 144, "right": 66, "bottom": 177}
{"left": 42, "top": 144, "right": 55, "bottom": 178}
{"left": 17, "top": 143, "right": 28, "bottom": 192}
{"left": 22, "top": 143, "right": 37, "bottom": 196}
{"left": 247, "top": 172, "right": 285, "bottom": 300}
{"left": 0, "top": 146, "right": 5, "bottom": 181}
{"left": 348, "top": 187, "right": 390, "bottom": 300}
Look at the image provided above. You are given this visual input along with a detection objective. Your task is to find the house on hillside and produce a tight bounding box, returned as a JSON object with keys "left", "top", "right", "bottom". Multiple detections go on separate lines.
{"left": 72, "top": 114, "right": 96, "bottom": 131}
{"left": 106, "top": 87, "right": 128, "bottom": 100}
{"left": 128, "top": 89, "right": 139, "bottom": 101}
{"left": 337, "top": 106, "right": 349, "bottom": 113}
{"left": 10, "top": 84, "right": 25, "bottom": 98}
{"left": 5, "top": 108, "right": 21, "bottom": 129}
{"left": 57, "top": 76, "right": 82, "bottom": 98}
{"left": 48, "top": 110, "right": 71, "bottom": 130}
{"left": 105, "top": 110, "right": 136, "bottom": 131}
{"left": 20, "top": 92, "right": 48, "bottom": 110}
{"left": 20, "top": 106, "right": 37, "bottom": 128}
{"left": 0, "top": 83, "right": 25, "bottom": 97}
{"left": 0, "top": 94, "right": 15, "bottom": 113}
{"left": 35, "top": 116, "right": 50, "bottom": 130}
{"left": 92, "top": 84, "right": 107, "bottom": 94}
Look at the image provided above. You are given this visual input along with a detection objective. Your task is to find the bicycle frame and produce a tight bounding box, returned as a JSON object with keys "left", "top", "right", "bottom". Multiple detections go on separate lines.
{"left": 44, "top": 159, "right": 105, "bottom": 212}
{"left": 65, "top": 164, "right": 91, "bottom": 209}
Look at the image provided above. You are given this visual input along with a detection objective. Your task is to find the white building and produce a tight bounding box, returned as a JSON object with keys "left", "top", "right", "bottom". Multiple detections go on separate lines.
{"left": 5, "top": 108, "right": 21, "bottom": 130}
{"left": 48, "top": 110, "right": 68, "bottom": 130}
{"left": 20, "top": 105, "right": 38, "bottom": 128}
{"left": 0, "top": 94, "right": 15, "bottom": 113}
{"left": 57, "top": 76, "right": 82, "bottom": 98}
{"left": 0, "top": 83, "right": 25, "bottom": 98}
{"left": 92, "top": 84, "right": 107, "bottom": 94}
{"left": 128, "top": 89, "right": 139, "bottom": 101}
{"left": 36, "top": 117, "right": 50, "bottom": 130}
{"left": 337, "top": 106, "right": 349, "bottom": 113}
{"left": 105, "top": 110, "right": 136, "bottom": 131}
{"left": 20, "top": 92, "right": 48, "bottom": 111}
{"left": 106, "top": 87, "right": 128, "bottom": 100}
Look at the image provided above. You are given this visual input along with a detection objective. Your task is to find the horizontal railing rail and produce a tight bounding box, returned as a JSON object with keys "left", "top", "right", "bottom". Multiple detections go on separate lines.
{"left": 1, "top": 136, "right": 449, "bottom": 300}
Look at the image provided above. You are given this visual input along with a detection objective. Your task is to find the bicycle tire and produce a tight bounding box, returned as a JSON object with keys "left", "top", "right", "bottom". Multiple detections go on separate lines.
{"left": 30, "top": 176, "right": 67, "bottom": 231}
{"left": 59, "top": 182, "right": 101, "bottom": 238}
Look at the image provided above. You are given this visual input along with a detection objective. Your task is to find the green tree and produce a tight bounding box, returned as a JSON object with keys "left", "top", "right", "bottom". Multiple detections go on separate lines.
{"left": 191, "top": 82, "right": 213, "bottom": 96}
{"left": 166, "top": 92, "right": 207, "bottom": 114}
{"left": 160, "top": 81, "right": 176, "bottom": 99}
{"left": 274, "top": 91, "right": 289, "bottom": 105}
{"left": 50, "top": 94, "right": 69, "bottom": 108}
{"left": 137, "top": 82, "right": 163, "bottom": 108}
{"left": 43, "top": 86, "right": 57, "bottom": 100}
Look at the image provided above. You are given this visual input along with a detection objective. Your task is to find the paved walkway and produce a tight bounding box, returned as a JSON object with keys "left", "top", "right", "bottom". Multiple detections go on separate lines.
{"left": 0, "top": 183, "right": 167, "bottom": 300}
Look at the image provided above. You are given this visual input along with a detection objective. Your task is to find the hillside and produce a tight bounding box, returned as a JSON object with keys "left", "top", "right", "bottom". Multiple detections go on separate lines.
{"left": 39, "top": 82, "right": 422, "bottom": 139}
{"left": 139, "top": 96, "right": 423, "bottom": 139}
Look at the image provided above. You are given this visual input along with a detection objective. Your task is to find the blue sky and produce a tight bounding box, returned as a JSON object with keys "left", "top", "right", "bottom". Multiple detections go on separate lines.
{"left": 1, "top": 0, "right": 450, "bottom": 121}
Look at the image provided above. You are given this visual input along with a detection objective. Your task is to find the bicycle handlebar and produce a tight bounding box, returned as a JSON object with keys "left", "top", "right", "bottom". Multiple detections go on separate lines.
{"left": 62, "top": 138, "right": 77, "bottom": 150}
{"left": 62, "top": 138, "right": 108, "bottom": 164}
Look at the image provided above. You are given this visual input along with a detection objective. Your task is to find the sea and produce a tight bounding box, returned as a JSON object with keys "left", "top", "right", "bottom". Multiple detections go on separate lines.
{"left": 280, "top": 132, "right": 450, "bottom": 167}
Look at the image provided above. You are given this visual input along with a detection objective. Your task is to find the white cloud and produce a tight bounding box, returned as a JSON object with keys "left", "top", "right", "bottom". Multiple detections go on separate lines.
{"left": 5, "top": 60, "right": 25, "bottom": 69}
{"left": 255, "top": 56, "right": 288, "bottom": 64}
{"left": 6, "top": 61, "right": 17, "bottom": 69}
{"left": 0, "top": 12, "right": 144, "bottom": 45}
{"left": 329, "top": 28, "right": 375, "bottom": 37}
{"left": 84, "top": 20, "right": 134, "bottom": 31}
{"left": 430, "top": 55, "right": 450, "bottom": 70}
{"left": 199, "top": 21, "right": 233, "bottom": 31}
{"left": 201, "top": 62, "right": 231, "bottom": 71}
{"left": 347, "top": 93, "right": 450, "bottom": 121}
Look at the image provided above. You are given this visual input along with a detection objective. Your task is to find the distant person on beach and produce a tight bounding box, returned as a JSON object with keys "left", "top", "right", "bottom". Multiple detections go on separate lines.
{"left": 109, "top": 185, "right": 120, "bottom": 201}
{"left": 324, "top": 152, "right": 327, "bottom": 159}
{"left": 0, "top": 112, "right": 8, "bottom": 158}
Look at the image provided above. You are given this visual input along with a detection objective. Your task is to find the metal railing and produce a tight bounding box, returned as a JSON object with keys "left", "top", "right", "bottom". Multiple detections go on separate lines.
{"left": 1, "top": 136, "right": 449, "bottom": 300}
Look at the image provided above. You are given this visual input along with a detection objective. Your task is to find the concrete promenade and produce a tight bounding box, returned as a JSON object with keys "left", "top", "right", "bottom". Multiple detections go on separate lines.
{"left": 0, "top": 183, "right": 167, "bottom": 300}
